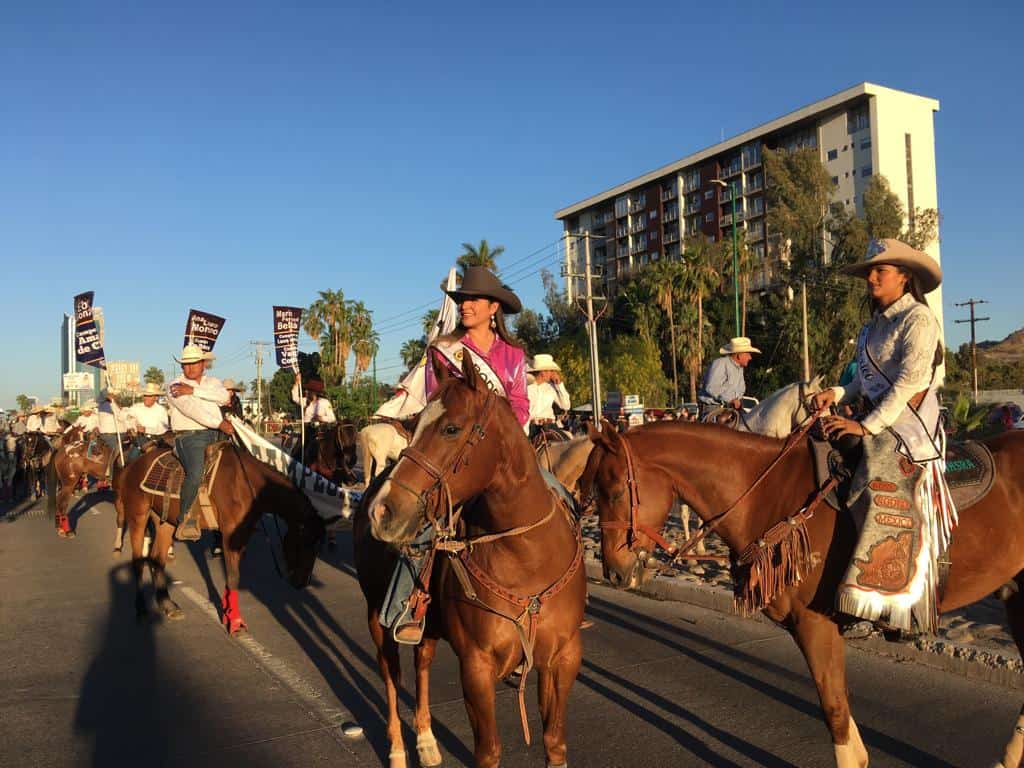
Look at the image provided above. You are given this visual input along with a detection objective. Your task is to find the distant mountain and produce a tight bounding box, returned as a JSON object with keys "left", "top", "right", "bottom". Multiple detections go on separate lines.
{"left": 978, "top": 329, "right": 1024, "bottom": 362}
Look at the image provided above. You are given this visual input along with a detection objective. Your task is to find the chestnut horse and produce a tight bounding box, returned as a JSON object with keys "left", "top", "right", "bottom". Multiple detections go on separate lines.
{"left": 45, "top": 426, "right": 116, "bottom": 537}
{"left": 583, "top": 420, "right": 1024, "bottom": 768}
{"left": 357, "top": 352, "right": 586, "bottom": 768}
{"left": 114, "top": 440, "right": 327, "bottom": 632}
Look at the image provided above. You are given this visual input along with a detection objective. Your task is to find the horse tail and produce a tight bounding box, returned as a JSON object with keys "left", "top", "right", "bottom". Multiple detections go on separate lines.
{"left": 45, "top": 453, "right": 58, "bottom": 518}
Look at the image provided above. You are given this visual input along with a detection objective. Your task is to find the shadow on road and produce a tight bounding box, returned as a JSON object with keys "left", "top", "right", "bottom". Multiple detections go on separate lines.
{"left": 587, "top": 593, "right": 958, "bottom": 768}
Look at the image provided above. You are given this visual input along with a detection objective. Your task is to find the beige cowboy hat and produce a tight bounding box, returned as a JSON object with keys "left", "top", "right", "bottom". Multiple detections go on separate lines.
{"left": 720, "top": 336, "right": 761, "bottom": 355}
{"left": 445, "top": 266, "right": 522, "bottom": 315}
{"left": 840, "top": 238, "right": 942, "bottom": 294}
{"left": 141, "top": 383, "right": 162, "bottom": 397}
{"left": 222, "top": 378, "right": 244, "bottom": 392}
{"left": 30, "top": 405, "right": 50, "bottom": 414}
{"left": 80, "top": 399, "right": 98, "bottom": 411}
{"left": 528, "top": 353, "right": 561, "bottom": 373}
{"left": 175, "top": 343, "right": 208, "bottom": 364}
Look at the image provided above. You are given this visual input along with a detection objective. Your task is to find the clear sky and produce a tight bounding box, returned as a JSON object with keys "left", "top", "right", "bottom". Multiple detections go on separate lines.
{"left": 3, "top": 1, "right": 1021, "bottom": 409}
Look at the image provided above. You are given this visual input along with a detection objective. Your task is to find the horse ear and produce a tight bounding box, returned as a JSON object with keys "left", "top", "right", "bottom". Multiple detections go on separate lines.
{"left": 460, "top": 350, "right": 480, "bottom": 391}
{"left": 589, "top": 419, "right": 621, "bottom": 454}
{"left": 430, "top": 348, "right": 453, "bottom": 385}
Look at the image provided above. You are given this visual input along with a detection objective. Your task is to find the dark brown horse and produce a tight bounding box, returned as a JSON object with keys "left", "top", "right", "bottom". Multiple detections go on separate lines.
{"left": 583, "top": 420, "right": 1024, "bottom": 768}
{"left": 45, "top": 426, "right": 116, "bottom": 537}
{"left": 114, "top": 440, "right": 328, "bottom": 632}
{"left": 19, "top": 432, "right": 54, "bottom": 499}
{"left": 357, "top": 352, "right": 586, "bottom": 768}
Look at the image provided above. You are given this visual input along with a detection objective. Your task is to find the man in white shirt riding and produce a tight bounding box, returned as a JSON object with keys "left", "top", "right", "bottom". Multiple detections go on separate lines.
{"left": 291, "top": 374, "right": 335, "bottom": 464}
{"left": 167, "top": 344, "right": 233, "bottom": 541}
{"left": 68, "top": 401, "right": 99, "bottom": 435}
{"left": 527, "top": 354, "right": 571, "bottom": 438}
{"left": 127, "top": 382, "right": 170, "bottom": 461}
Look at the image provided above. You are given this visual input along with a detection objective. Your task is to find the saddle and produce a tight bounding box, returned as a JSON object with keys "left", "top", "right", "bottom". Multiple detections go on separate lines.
{"left": 810, "top": 436, "right": 996, "bottom": 513}
{"left": 374, "top": 416, "right": 415, "bottom": 443}
{"left": 139, "top": 443, "right": 227, "bottom": 528}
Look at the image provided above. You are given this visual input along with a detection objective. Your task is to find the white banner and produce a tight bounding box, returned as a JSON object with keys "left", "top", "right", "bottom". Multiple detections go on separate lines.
{"left": 63, "top": 371, "right": 94, "bottom": 391}
{"left": 228, "top": 416, "right": 360, "bottom": 527}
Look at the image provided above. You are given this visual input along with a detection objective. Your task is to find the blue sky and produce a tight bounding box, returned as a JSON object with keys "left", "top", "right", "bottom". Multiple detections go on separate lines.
{"left": 3, "top": 1, "right": 1021, "bottom": 409}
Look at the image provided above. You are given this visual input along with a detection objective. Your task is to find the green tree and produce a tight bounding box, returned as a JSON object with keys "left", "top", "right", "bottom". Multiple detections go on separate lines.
{"left": 305, "top": 289, "right": 350, "bottom": 386}
{"left": 422, "top": 309, "right": 440, "bottom": 337}
{"left": 512, "top": 308, "right": 544, "bottom": 353}
{"left": 348, "top": 300, "right": 378, "bottom": 382}
{"left": 457, "top": 239, "right": 504, "bottom": 275}
{"left": 16, "top": 394, "right": 31, "bottom": 413}
{"left": 763, "top": 146, "right": 834, "bottom": 273}
{"left": 947, "top": 393, "right": 989, "bottom": 438}
{"left": 681, "top": 238, "right": 722, "bottom": 400}
{"left": 400, "top": 338, "right": 427, "bottom": 371}
{"left": 643, "top": 259, "right": 688, "bottom": 406}
{"left": 601, "top": 336, "right": 671, "bottom": 408}
{"left": 143, "top": 366, "right": 165, "bottom": 386}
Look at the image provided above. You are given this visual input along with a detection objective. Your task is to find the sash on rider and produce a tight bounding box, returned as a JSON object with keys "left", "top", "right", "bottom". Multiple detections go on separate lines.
{"left": 429, "top": 339, "right": 508, "bottom": 397}
{"left": 836, "top": 328, "right": 957, "bottom": 633}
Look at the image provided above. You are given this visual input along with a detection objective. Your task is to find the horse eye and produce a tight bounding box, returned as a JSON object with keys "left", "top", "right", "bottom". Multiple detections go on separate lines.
{"left": 443, "top": 424, "right": 461, "bottom": 437}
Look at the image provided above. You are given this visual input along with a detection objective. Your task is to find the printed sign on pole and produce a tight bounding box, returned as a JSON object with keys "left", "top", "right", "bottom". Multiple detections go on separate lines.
{"left": 73, "top": 291, "right": 106, "bottom": 369}
{"left": 183, "top": 309, "right": 226, "bottom": 352}
{"left": 273, "top": 306, "right": 302, "bottom": 371}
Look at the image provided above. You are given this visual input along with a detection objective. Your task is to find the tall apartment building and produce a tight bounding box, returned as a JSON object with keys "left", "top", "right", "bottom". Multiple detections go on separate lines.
{"left": 554, "top": 82, "right": 941, "bottom": 321}
{"left": 59, "top": 313, "right": 100, "bottom": 406}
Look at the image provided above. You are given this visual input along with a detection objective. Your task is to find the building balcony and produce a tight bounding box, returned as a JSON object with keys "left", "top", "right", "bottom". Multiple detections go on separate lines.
{"left": 745, "top": 180, "right": 763, "bottom": 193}
{"left": 684, "top": 204, "right": 701, "bottom": 215}
{"left": 663, "top": 210, "right": 679, "bottom": 222}
{"left": 721, "top": 214, "right": 732, "bottom": 227}
{"left": 746, "top": 228, "right": 765, "bottom": 243}
{"left": 720, "top": 164, "right": 742, "bottom": 178}
{"left": 661, "top": 189, "right": 677, "bottom": 202}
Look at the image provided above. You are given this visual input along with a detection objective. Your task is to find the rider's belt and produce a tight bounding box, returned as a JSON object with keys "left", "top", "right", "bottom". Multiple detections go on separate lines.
{"left": 174, "top": 428, "right": 219, "bottom": 437}
{"left": 864, "top": 388, "right": 928, "bottom": 412}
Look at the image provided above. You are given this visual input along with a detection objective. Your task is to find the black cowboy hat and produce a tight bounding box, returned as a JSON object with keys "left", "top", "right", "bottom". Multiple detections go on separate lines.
{"left": 445, "top": 266, "right": 522, "bottom": 315}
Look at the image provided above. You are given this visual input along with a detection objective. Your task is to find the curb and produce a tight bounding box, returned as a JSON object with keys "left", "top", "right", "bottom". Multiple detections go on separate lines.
{"left": 583, "top": 559, "right": 1024, "bottom": 691}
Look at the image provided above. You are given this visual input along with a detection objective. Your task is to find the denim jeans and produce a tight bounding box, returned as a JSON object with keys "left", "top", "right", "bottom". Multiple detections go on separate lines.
{"left": 174, "top": 429, "right": 221, "bottom": 519}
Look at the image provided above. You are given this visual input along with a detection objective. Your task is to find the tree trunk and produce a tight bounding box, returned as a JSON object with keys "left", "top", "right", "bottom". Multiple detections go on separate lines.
{"left": 692, "top": 293, "right": 703, "bottom": 403}
{"left": 668, "top": 296, "right": 679, "bottom": 407}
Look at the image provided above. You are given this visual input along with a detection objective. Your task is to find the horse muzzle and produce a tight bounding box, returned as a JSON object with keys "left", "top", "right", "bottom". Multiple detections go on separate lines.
{"left": 368, "top": 480, "right": 426, "bottom": 545}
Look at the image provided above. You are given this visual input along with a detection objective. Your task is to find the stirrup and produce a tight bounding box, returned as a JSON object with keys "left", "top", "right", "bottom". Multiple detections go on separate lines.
{"left": 393, "top": 617, "right": 425, "bottom": 646}
{"left": 173, "top": 505, "right": 202, "bottom": 542}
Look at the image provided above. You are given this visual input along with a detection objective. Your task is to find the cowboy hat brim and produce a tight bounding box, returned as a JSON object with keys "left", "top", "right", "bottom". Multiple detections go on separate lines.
{"left": 840, "top": 239, "right": 942, "bottom": 293}
{"left": 445, "top": 266, "right": 522, "bottom": 315}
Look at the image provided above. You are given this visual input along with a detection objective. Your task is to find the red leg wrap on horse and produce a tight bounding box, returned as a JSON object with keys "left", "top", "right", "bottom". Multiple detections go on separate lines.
{"left": 221, "top": 588, "right": 247, "bottom": 634}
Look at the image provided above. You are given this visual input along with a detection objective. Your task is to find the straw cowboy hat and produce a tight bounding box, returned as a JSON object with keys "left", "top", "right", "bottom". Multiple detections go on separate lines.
{"left": 80, "top": 399, "right": 98, "bottom": 411}
{"left": 446, "top": 266, "right": 522, "bottom": 315}
{"left": 841, "top": 238, "right": 942, "bottom": 294}
{"left": 141, "top": 383, "right": 162, "bottom": 397}
{"left": 30, "top": 405, "right": 50, "bottom": 414}
{"left": 175, "top": 344, "right": 207, "bottom": 364}
{"left": 528, "top": 353, "right": 562, "bottom": 373}
{"left": 222, "top": 378, "right": 244, "bottom": 392}
{"left": 720, "top": 337, "right": 761, "bottom": 355}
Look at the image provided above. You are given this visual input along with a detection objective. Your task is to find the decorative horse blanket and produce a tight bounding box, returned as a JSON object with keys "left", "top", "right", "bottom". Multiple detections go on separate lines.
{"left": 140, "top": 444, "right": 226, "bottom": 528}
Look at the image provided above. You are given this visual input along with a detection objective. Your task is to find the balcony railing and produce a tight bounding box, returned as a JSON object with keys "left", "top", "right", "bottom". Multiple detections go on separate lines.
{"left": 663, "top": 209, "right": 679, "bottom": 222}
{"left": 663, "top": 231, "right": 679, "bottom": 244}
{"left": 746, "top": 228, "right": 765, "bottom": 243}
{"left": 721, "top": 164, "right": 742, "bottom": 178}
{"left": 660, "top": 188, "right": 677, "bottom": 201}
{"left": 745, "top": 180, "right": 763, "bottom": 193}
{"left": 682, "top": 176, "right": 701, "bottom": 193}
{"left": 720, "top": 214, "right": 732, "bottom": 226}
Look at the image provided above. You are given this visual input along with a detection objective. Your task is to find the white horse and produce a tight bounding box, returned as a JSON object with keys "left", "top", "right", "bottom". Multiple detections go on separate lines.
{"left": 359, "top": 421, "right": 409, "bottom": 483}
{"left": 736, "top": 375, "right": 823, "bottom": 437}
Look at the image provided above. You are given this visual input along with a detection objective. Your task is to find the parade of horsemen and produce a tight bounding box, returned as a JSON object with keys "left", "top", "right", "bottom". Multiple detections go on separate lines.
{"left": 4, "top": 12, "right": 1024, "bottom": 766}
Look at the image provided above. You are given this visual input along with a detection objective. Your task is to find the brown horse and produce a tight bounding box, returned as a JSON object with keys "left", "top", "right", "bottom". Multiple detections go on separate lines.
{"left": 114, "top": 439, "right": 328, "bottom": 631}
{"left": 357, "top": 352, "right": 586, "bottom": 768}
{"left": 583, "top": 420, "right": 1024, "bottom": 768}
{"left": 45, "top": 426, "right": 116, "bottom": 537}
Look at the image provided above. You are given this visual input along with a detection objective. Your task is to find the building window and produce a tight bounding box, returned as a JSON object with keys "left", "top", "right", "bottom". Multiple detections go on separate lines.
{"left": 847, "top": 105, "right": 869, "bottom": 134}
{"left": 704, "top": 190, "right": 714, "bottom": 200}
{"left": 861, "top": 166, "right": 872, "bottom": 178}
{"left": 649, "top": 209, "right": 658, "bottom": 220}
{"left": 704, "top": 213, "right": 714, "bottom": 223}
{"left": 650, "top": 230, "right": 658, "bottom": 241}
{"left": 827, "top": 149, "right": 838, "bottom": 161}
{"left": 831, "top": 176, "right": 839, "bottom": 186}
{"left": 861, "top": 138, "right": 872, "bottom": 150}
{"left": 615, "top": 196, "right": 628, "bottom": 218}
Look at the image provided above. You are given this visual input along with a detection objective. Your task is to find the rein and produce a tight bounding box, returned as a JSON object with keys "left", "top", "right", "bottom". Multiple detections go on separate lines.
{"left": 601, "top": 408, "right": 827, "bottom": 566}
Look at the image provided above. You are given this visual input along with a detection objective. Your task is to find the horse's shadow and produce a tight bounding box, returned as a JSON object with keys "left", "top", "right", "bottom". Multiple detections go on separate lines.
{"left": 586, "top": 594, "right": 958, "bottom": 768}
{"left": 67, "top": 489, "right": 115, "bottom": 532}
{"left": 195, "top": 526, "right": 476, "bottom": 767}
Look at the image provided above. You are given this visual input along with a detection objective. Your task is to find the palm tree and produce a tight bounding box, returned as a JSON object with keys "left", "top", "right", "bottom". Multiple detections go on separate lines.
{"left": 304, "top": 289, "right": 349, "bottom": 386}
{"left": 681, "top": 238, "right": 721, "bottom": 401}
{"left": 422, "top": 309, "right": 440, "bottom": 336}
{"left": 457, "top": 239, "right": 505, "bottom": 276}
{"left": 619, "top": 279, "right": 661, "bottom": 348}
{"left": 643, "top": 260, "right": 687, "bottom": 406}
{"left": 349, "top": 301, "right": 379, "bottom": 381}
{"left": 401, "top": 338, "right": 427, "bottom": 370}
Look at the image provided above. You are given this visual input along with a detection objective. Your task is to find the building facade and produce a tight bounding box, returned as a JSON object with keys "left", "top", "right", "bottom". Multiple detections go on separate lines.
{"left": 60, "top": 313, "right": 100, "bottom": 406}
{"left": 105, "top": 360, "right": 141, "bottom": 394}
{"left": 554, "top": 82, "right": 941, "bottom": 323}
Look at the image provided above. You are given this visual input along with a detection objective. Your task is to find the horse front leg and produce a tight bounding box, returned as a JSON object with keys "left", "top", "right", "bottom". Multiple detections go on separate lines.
{"left": 791, "top": 607, "right": 867, "bottom": 768}
{"left": 151, "top": 522, "right": 184, "bottom": 620}
{"left": 460, "top": 652, "right": 500, "bottom": 768}
{"left": 414, "top": 637, "right": 442, "bottom": 767}
{"left": 537, "top": 632, "right": 582, "bottom": 768}
{"left": 221, "top": 542, "right": 248, "bottom": 635}
{"left": 368, "top": 610, "right": 408, "bottom": 768}
{"left": 993, "top": 579, "right": 1024, "bottom": 768}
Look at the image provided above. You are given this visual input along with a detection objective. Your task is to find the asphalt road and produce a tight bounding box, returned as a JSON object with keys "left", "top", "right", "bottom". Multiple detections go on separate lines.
{"left": 1, "top": 493, "right": 1020, "bottom": 768}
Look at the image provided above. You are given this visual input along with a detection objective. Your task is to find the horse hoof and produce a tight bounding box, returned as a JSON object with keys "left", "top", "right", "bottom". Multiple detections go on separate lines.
{"left": 388, "top": 749, "right": 407, "bottom": 768}
{"left": 164, "top": 604, "right": 185, "bottom": 621}
{"left": 547, "top": 763, "right": 568, "bottom": 768}
{"left": 227, "top": 620, "right": 248, "bottom": 636}
{"left": 416, "top": 731, "right": 442, "bottom": 766}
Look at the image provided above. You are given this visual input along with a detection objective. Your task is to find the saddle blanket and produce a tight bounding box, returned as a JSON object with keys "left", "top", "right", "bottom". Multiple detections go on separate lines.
{"left": 139, "top": 444, "right": 225, "bottom": 529}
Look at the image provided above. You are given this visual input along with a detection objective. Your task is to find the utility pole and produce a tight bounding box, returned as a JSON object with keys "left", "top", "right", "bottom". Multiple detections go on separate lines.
{"left": 562, "top": 232, "right": 605, "bottom": 427}
{"left": 251, "top": 340, "right": 271, "bottom": 422}
{"left": 801, "top": 280, "right": 810, "bottom": 382}
{"left": 954, "top": 299, "right": 990, "bottom": 401}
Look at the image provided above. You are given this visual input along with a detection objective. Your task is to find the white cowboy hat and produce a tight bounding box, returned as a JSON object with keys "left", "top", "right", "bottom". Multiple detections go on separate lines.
{"left": 720, "top": 337, "right": 761, "bottom": 355}
{"left": 528, "top": 353, "right": 561, "bottom": 373}
{"left": 222, "top": 378, "right": 244, "bottom": 392}
{"left": 175, "top": 344, "right": 207, "bottom": 364}
{"left": 80, "top": 399, "right": 98, "bottom": 410}
{"left": 840, "top": 238, "right": 942, "bottom": 294}
{"left": 141, "top": 383, "right": 162, "bottom": 397}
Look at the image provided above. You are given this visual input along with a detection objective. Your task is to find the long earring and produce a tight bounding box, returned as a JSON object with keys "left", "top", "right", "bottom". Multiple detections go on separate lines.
{"left": 490, "top": 315, "right": 496, "bottom": 329}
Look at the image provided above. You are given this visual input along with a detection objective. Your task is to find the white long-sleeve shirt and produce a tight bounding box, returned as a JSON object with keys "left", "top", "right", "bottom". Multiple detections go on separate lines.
{"left": 127, "top": 402, "right": 170, "bottom": 434}
{"left": 67, "top": 413, "right": 99, "bottom": 433}
{"left": 168, "top": 374, "right": 229, "bottom": 431}
{"left": 291, "top": 383, "right": 336, "bottom": 424}
{"left": 527, "top": 381, "right": 572, "bottom": 422}
{"left": 97, "top": 400, "right": 129, "bottom": 434}
{"left": 26, "top": 414, "right": 42, "bottom": 432}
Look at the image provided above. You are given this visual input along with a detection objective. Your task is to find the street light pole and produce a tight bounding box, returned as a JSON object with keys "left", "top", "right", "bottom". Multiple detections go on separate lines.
{"left": 712, "top": 178, "right": 741, "bottom": 336}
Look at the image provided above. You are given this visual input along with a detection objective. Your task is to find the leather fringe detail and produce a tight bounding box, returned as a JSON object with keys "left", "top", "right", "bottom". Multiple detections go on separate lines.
{"left": 733, "top": 519, "right": 812, "bottom": 615}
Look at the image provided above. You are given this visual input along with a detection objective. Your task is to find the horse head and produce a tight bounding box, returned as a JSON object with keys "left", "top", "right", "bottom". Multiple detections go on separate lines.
{"left": 368, "top": 349, "right": 508, "bottom": 546}
{"left": 583, "top": 420, "right": 675, "bottom": 590}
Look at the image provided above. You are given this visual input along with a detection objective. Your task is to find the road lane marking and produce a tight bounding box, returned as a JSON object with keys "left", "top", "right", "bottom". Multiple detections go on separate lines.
{"left": 176, "top": 585, "right": 364, "bottom": 752}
